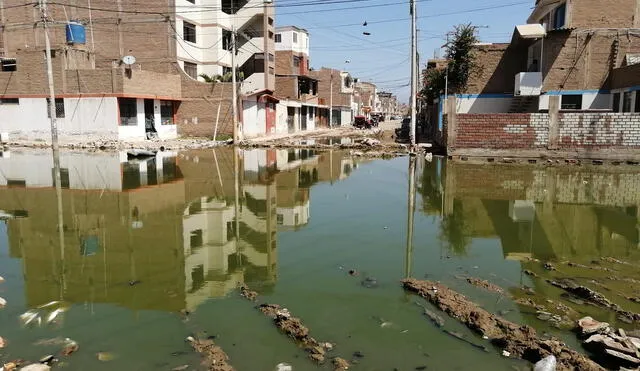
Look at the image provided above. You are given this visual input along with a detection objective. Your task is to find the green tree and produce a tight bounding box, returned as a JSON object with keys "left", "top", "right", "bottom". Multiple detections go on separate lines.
{"left": 421, "top": 23, "right": 480, "bottom": 102}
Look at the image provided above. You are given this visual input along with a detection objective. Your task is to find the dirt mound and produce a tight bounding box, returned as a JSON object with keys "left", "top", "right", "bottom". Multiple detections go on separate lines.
{"left": 188, "top": 338, "right": 234, "bottom": 371}
{"left": 402, "top": 278, "right": 604, "bottom": 371}
{"left": 466, "top": 277, "right": 505, "bottom": 295}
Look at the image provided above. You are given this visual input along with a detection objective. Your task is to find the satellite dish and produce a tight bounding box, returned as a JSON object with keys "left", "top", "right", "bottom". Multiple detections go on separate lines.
{"left": 122, "top": 55, "right": 136, "bottom": 65}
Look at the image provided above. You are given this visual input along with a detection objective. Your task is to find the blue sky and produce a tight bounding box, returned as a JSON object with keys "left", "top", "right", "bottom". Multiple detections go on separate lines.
{"left": 277, "top": 0, "right": 534, "bottom": 103}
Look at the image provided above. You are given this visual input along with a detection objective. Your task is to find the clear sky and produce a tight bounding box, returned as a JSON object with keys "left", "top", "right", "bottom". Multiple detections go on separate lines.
{"left": 276, "top": 0, "right": 534, "bottom": 103}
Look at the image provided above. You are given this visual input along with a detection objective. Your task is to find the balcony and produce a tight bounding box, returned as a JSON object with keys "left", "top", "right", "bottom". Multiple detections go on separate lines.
{"left": 514, "top": 72, "right": 542, "bottom": 96}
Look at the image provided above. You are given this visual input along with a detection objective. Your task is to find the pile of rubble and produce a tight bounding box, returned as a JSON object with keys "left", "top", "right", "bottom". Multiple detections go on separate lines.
{"left": 577, "top": 316, "right": 640, "bottom": 370}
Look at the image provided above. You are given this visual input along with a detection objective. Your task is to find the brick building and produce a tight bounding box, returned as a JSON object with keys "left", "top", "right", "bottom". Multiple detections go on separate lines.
{"left": 0, "top": 0, "right": 275, "bottom": 140}
{"left": 309, "top": 67, "right": 356, "bottom": 126}
{"left": 273, "top": 26, "right": 326, "bottom": 133}
{"left": 434, "top": 0, "right": 640, "bottom": 115}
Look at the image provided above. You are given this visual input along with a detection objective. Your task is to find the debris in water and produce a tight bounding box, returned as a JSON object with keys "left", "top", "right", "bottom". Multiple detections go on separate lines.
{"left": 171, "top": 366, "right": 189, "bottom": 371}
{"left": 274, "top": 363, "right": 292, "bottom": 371}
{"left": 0, "top": 297, "right": 6, "bottom": 308}
{"left": 187, "top": 337, "right": 235, "bottom": 371}
{"left": 414, "top": 301, "right": 444, "bottom": 328}
{"left": 502, "top": 350, "right": 511, "bottom": 357}
{"left": 548, "top": 279, "right": 640, "bottom": 323}
{"left": 402, "top": 278, "right": 605, "bottom": 370}
{"left": 0, "top": 336, "right": 6, "bottom": 348}
{"left": 46, "top": 308, "right": 66, "bottom": 324}
{"left": 239, "top": 284, "right": 258, "bottom": 301}
{"left": 360, "top": 277, "right": 379, "bottom": 288}
{"left": 61, "top": 339, "right": 79, "bottom": 356}
{"left": 96, "top": 352, "right": 115, "bottom": 362}
{"left": 333, "top": 357, "right": 350, "bottom": 370}
{"left": 39, "top": 355, "right": 56, "bottom": 365}
{"left": 348, "top": 269, "right": 358, "bottom": 277}
{"left": 128, "top": 280, "right": 141, "bottom": 286}
{"left": 523, "top": 270, "right": 538, "bottom": 278}
{"left": 578, "top": 317, "right": 610, "bottom": 335}
{"left": 0, "top": 275, "right": 4, "bottom": 283}
{"left": 543, "top": 263, "right": 556, "bottom": 271}
{"left": 602, "top": 257, "right": 631, "bottom": 266}
{"left": 534, "top": 355, "right": 556, "bottom": 371}
{"left": 443, "top": 329, "right": 489, "bottom": 352}
{"left": 321, "top": 342, "right": 334, "bottom": 351}
{"left": 2, "top": 362, "right": 17, "bottom": 371}
{"left": 466, "top": 277, "right": 505, "bottom": 294}
{"left": 20, "top": 310, "right": 40, "bottom": 326}
{"left": 352, "top": 351, "right": 364, "bottom": 359}
{"left": 20, "top": 365, "right": 51, "bottom": 371}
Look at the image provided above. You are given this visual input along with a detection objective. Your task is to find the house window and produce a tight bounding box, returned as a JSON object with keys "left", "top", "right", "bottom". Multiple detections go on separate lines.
{"left": 275, "top": 33, "right": 281, "bottom": 43}
{"left": 623, "top": 91, "right": 633, "bottom": 112}
{"left": 46, "top": 98, "right": 65, "bottom": 118}
{"left": 553, "top": 3, "right": 566, "bottom": 29}
{"left": 293, "top": 56, "right": 301, "bottom": 67}
{"left": 183, "top": 62, "right": 198, "bottom": 79}
{"left": 612, "top": 92, "right": 621, "bottom": 112}
{"left": 268, "top": 17, "right": 274, "bottom": 26}
{"left": 1, "top": 58, "right": 16, "bottom": 72}
{"left": 118, "top": 98, "right": 138, "bottom": 126}
{"left": 277, "top": 214, "right": 283, "bottom": 225}
{"left": 268, "top": 53, "right": 274, "bottom": 62}
{"left": 0, "top": 98, "right": 19, "bottom": 104}
{"left": 269, "top": 66, "right": 274, "bottom": 75}
{"left": 183, "top": 21, "right": 196, "bottom": 43}
{"left": 635, "top": 92, "right": 640, "bottom": 113}
{"left": 268, "top": 31, "right": 274, "bottom": 40}
{"left": 222, "top": 30, "right": 232, "bottom": 50}
{"left": 52, "top": 168, "right": 70, "bottom": 189}
{"left": 292, "top": 32, "right": 298, "bottom": 43}
{"left": 160, "top": 100, "right": 175, "bottom": 125}
{"left": 560, "top": 94, "right": 582, "bottom": 110}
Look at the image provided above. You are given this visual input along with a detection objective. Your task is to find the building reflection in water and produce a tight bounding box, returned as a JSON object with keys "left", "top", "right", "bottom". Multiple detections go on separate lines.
{"left": 0, "top": 148, "right": 361, "bottom": 313}
{"left": 419, "top": 158, "right": 640, "bottom": 261}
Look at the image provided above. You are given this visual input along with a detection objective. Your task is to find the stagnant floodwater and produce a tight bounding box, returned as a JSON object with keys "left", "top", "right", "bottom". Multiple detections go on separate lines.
{"left": 0, "top": 148, "right": 639, "bottom": 370}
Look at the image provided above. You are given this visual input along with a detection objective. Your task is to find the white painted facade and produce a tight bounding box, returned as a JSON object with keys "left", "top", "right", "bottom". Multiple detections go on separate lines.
{"left": 174, "top": 0, "right": 269, "bottom": 91}
{"left": 277, "top": 202, "right": 310, "bottom": 228}
{"left": 538, "top": 92, "right": 610, "bottom": 111}
{"left": 454, "top": 95, "right": 514, "bottom": 113}
{"left": 0, "top": 150, "right": 178, "bottom": 191}
{"left": 242, "top": 98, "right": 266, "bottom": 138}
{"left": 0, "top": 97, "right": 178, "bottom": 141}
{"left": 275, "top": 26, "right": 310, "bottom": 56}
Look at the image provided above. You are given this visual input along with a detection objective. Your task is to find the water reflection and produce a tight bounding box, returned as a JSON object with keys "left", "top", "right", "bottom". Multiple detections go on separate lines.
{"left": 0, "top": 148, "right": 362, "bottom": 313}
{"left": 419, "top": 158, "right": 640, "bottom": 260}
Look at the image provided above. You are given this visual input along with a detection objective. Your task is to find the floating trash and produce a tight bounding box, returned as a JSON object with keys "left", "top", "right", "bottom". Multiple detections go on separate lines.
{"left": 61, "top": 339, "right": 79, "bottom": 356}
{"left": 0, "top": 297, "right": 6, "bottom": 308}
{"left": 0, "top": 275, "right": 4, "bottom": 283}
{"left": 275, "top": 363, "right": 292, "bottom": 371}
{"left": 0, "top": 336, "right": 6, "bottom": 348}
{"left": 96, "top": 352, "right": 115, "bottom": 362}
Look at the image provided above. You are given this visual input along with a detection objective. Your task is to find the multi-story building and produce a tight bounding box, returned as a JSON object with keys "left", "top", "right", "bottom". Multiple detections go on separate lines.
{"left": 445, "top": 0, "right": 640, "bottom": 114}
{"left": 273, "top": 26, "right": 328, "bottom": 133}
{"left": 354, "top": 81, "right": 377, "bottom": 118}
{"left": 0, "top": 0, "right": 275, "bottom": 140}
{"left": 309, "top": 67, "right": 356, "bottom": 126}
{"left": 376, "top": 91, "right": 399, "bottom": 119}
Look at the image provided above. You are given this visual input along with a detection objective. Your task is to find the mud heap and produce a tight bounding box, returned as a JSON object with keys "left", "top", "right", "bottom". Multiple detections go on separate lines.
{"left": 239, "top": 286, "right": 346, "bottom": 367}
{"left": 548, "top": 279, "right": 640, "bottom": 323}
{"left": 577, "top": 316, "right": 640, "bottom": 369}
{"left": 402, "top": 278, "right": 604, "bottom": 371}
{"left": 188, "top": 337, "right": 235, "bottom": 371}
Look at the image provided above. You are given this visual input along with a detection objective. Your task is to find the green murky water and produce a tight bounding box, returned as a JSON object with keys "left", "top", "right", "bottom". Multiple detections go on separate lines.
{"left": 0, "top": 148, "right": 639, "bottom": 370}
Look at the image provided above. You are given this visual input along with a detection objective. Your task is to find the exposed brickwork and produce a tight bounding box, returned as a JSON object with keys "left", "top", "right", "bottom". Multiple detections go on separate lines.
{"left": 567, "top": 0, "right": 637, "bottom": 29}
{"left": 274, "top": 76, "right": 297, "bottom": 100}
{"left": 308, "top": 68, "right": 352, "bottom": 108}
{"left": 454, "top": 114, "right": 546, "bottom": 149}
{"left": 452, "top": 112, "right": 640, "bottom": 152}
{"left": 467, "top": 43, "right": 527, "bottom": 94}
{"left": 176, "top": 80, "right": 234, "bottom": 137}
{"left": 559, "top": 113, "right": 640, "bottom": 148}
{"left": 275, "top": 50, "right": 308, "bottom": 76}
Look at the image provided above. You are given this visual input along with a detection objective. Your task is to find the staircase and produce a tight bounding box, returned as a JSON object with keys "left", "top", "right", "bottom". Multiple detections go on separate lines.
{"left": 509, "top": 95, "right": 538, "bottom": 113}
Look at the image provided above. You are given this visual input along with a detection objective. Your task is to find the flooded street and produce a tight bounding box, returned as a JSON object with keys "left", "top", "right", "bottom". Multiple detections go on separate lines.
{"left": 0, "top": 148, "right": 639, "bottom": 370}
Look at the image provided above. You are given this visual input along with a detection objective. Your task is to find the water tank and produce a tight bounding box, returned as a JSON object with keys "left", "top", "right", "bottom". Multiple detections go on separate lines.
{"left": 65, "top": 22, "right": 86, "bottom": 44}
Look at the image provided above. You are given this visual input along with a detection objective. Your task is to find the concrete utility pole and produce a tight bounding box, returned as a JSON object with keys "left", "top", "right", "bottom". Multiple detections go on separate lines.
{"left": 409, "top": 0, "right": 418, "bottom": 146}
{"left": 405, "top": 155, "right": 416, "bottom": 278}
{"left": 39, "top": 0, "right": 65, "bottom": 292}
{"left": 231, "top": 0, "right": 240, "bottom": 143}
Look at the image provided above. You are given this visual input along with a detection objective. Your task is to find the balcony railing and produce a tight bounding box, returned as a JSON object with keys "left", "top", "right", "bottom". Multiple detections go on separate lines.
{"left": 514, "top": 72, "right": 542, "bottom": 96}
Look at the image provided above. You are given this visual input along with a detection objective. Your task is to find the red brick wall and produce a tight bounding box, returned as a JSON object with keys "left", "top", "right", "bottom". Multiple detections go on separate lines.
{"left": 454, "top": 113, "right": 541, "bottom": 149}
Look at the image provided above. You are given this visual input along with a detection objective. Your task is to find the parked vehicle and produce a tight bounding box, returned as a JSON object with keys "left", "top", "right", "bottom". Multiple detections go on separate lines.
{"left": 354, "top": 115, "right": 372, "bottom": 129}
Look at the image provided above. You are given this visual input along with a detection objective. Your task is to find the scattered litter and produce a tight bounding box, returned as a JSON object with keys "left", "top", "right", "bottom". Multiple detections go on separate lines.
{"left": 20, "top": 365, "right": 51, "bottom": 371}
{"left": 96, "top": 352, "right": 115, "bottom": 362}
{"left": 188, "top": 336, "right": 235, "bottom": 370}
{"left": 543, "top": 263, "right": 556, "bottom": 271}
{"left": 333, "top": 357, "right": 350, "bottom": 370}
{"left": 239, "top": 284, "right": 258, "bottom": 301}
{"left": 275, "top": 363, "right": 292, "bottom": 371}
{"left": 534, "top": 355, "right": 557, "bottom": 371}
{"left": 61, "top": 339, "right": 79, "bottom": 356}
{"left": 0, "top": 276, "right": 4, "bottom": 283}
{"left": 171, "top": 366, "right": 189, "bottom": 371}
{"left": 2, "top": 362, "right": 17, "bottom": 371}
{"left": 0, "top": 336, "right": 6, "bottom": 348}
{"left": 502, "top": 350, "right": 511, "bottom": 357}
{"left": 0, "top": 297, "right": 6, "bottom": 308}
{"left": 348, "top": 269, "right": 359, "bottom": 277}
{"left": 577, "top": 317, "right": 610, "bottom": 335}
{"left": 466, "top": 277, "right": 505, "bottom": 295}
{"left": 39, "top": 355, "right": 56, "bottom": 365}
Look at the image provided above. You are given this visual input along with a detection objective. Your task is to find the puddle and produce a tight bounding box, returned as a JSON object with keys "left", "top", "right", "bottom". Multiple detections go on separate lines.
{"left": 0, "top": 149, "right": 639, "bottom": 370}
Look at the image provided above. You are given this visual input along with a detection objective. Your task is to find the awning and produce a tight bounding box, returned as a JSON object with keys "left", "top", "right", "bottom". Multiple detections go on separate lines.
{"left": 515, "top": 24, "right": 546, "bottom": 39}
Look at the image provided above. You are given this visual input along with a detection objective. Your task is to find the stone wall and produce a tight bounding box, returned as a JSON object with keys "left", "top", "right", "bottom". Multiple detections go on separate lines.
{"left": 452, "top": 112, "right": 640, "bottom": 152}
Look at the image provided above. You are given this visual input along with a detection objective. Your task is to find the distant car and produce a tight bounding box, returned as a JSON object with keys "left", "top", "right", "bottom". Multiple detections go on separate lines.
{"left": 354, "top": 115, "right": 372, "bottom": 129}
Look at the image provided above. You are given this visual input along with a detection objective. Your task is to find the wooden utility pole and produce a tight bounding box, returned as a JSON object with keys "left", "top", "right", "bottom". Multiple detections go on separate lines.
{"left": 409, "top": 0, "right": 418, "bottom": 146}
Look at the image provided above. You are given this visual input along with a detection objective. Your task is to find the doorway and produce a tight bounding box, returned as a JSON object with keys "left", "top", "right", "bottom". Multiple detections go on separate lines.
{"left": 144, "top": 99, "right": 158, "bottom": 139}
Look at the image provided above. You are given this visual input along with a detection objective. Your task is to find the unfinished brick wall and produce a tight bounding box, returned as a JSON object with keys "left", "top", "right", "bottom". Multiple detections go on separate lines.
{"left": 454, "top": 113, "right": 547, "bottom": 149}
{"left": 453, "top": 112, "right": 640, "bottom": 151}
